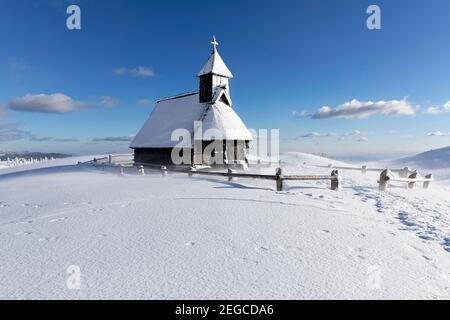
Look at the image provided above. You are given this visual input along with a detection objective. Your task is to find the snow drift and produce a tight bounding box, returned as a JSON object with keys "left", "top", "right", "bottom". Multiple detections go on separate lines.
{"left": 1, "top": 152, "right": 449, "bottom": 299}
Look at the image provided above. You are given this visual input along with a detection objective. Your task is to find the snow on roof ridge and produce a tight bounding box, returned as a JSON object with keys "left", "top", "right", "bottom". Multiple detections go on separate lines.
{"left": 197, "top": 49, "right": 233, "bottom": 78}
{"left": 157, "top": 91, "right": 198, "bottom": 103}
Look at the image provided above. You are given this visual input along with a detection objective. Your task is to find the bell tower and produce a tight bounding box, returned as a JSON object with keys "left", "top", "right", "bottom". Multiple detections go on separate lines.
{"left": 198, "top": 36, "right": 233, "bottom": 103}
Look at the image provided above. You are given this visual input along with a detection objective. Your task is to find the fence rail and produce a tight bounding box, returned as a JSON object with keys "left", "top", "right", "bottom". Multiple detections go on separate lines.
{"left": 90, "top": 159, "right": 341, "bottom": 192}
{"left": 311, "top": 164, "right": 416, "bottom": 177}
{"left": 82, "top": 155, "right": 434, "bottom": 193}
{"left": 379, "top": 169, "right": 433, "bottom": 191}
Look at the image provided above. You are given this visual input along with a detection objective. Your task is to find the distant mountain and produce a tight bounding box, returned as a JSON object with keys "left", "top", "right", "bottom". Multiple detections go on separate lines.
{"left": 388, "top": 146, "right": 450, "bottom": 181}
{"left": 0, "top": 152, "right": 70, "bottom": 161}
{"left": 392, "top": 146, "right": 450, "bottom": 170}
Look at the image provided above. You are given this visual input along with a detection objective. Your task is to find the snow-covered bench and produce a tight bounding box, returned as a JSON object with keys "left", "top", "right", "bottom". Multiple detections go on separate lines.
{"left": 379, "top": 169, "right": 433, "bottom": 191}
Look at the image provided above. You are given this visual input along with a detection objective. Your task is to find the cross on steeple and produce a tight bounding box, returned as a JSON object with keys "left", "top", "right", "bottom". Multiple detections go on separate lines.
{"left": 210, "top": 35, "right": 219, "bottom": 52}
{"left": 198, "top": 36, "right": 233, "bottom": 103}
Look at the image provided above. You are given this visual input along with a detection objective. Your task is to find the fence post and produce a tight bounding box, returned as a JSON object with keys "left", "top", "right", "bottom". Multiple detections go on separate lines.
{"left": 188, "top": 166, "right": 197, "bottom": 177}
{"left": 407, "top": 171, "right": 418, "bottom": 189}
{"left": 161, "top": 166, "right": 167, "bottom": 177}
{"left": 399, "top": 167, "right": 410, "bottom": 178}
{"left": 362, "top": 165, "right": 367, "bottom": 175}
{"left": 331, "top": 170, "right": 341, "bottom": 190}
{"left": 109, "top": 155, "right": 112, "bottom": 165}
{"left": 137, "top": 165, "right": 145, "bottom": 176}
{"left": 423, "top": 174, "right": 433, "bottom": 189}
{"left": 276, "top": 168, "right": 283, "bottom": 191}
{"left": 379, "top": 169, "right": 392, "bottom": 191}
{"left": 228, "top": 169, "right": 236, "bottom": 182}
{"left": 119, "top": 165, "right": 124, "bottom": 176}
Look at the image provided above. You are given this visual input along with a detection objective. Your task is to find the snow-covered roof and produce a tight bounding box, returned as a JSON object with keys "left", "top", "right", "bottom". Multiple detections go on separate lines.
{"left": 212, "top": 87, "right": 232, "bottom": 106}
{"left": 130, "top": 93, "right": 252, "bottom": 148}
{"left": 197, "top": 49, "right": 233, "bottom": 78}
{"left": 130, "top": 93, "right": 204, "bottom": 148}
{"left": 196, "top": 101, "right": 253, "bottom": 141}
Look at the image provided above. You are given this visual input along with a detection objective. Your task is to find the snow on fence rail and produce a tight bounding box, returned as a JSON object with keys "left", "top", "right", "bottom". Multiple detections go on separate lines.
{"left": 378, "top": 169, "right": 433, "bottom": 191}
{"left": 77, "top": 154, "right": 134, "bottom": 166}
{"left": 149, "top": 165, "right": 342, "bottom": 192}
{"left": 311, "top": 164, "right": 416, "bottom": 177}
{"left": 108, "top": 154, "right": 134, "bottom": 165}
{"left": 81, "top": 155, "right": 434, "bottom": 193}
{"left": 85, "top": 157, "right": 342, "bottom": 192}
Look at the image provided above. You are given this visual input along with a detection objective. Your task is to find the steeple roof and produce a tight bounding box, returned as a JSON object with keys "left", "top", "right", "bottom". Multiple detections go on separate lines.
{"left": 197, "top": 36, "right": 233, "bottom": 78}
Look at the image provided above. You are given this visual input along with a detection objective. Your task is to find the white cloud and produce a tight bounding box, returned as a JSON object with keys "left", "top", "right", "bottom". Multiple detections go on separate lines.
{"left": 137, "top": 98, "right": 153, "bottom": 106}
{"left": 0, "top": 128, "right": 32, "bottom": 142}
{"left": 0, "top": 105, "right": 7, "bottom": 117}
{"left": 425, "top": 106, "right": 441, "bottom": 114}
{"left": 299, "top": 132, "right": 321, "bottom": 138}
{"left": 131, "top": 66, "right": 154, "bottom": 78}
{"left": 8, "top": 93, "right": 89, "bottom": 113}
{"left": 312, "top": 98, "right": 415, "bottom": 119}
{"left": 423, "top": 101, "right": 450, "bottom": 114}
{"left": 299, "top": 132, "right": 336, "bottom": 138}
{"left": 427, "top": 131, "right": 450, "bottom": 137}
{"left": 100, "top": 96, "right": 120, "bottom": 107}
{"left": 292, "top": 110, "right": 310, "bottom": 118}
{"left": 113, "top": 66, "right": 155, "bottom": 78}
{"left": 92, "top": 134, "right": 135, "bottom": 142}
{"left": 358, "top": 137, "right": 369, "bottom": 142}
{"left": 53, "top": 138, "right": 80, "bottom": 142}
{"left": 112, "top": 67, "right": 127, "bottom": 76}
{"left": 29, "top": 136, "right": 53, "bottom": 142}
{"left": 0, "top": 122, "right": 20, "bottom": 130}
{"left": 444, "top": 101, "right": 450, "bottom": 112}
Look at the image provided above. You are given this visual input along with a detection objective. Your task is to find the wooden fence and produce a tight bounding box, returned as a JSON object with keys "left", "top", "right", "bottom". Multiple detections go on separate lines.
{"left": 378, "top": 169, "right": 433, "bottom": 191}
{"left": 140, "top": 165, "right": 341, "bottom": 192}
{"left": 311, "top": 164, "right": 416, "bottom": 178}
{"left": 88, "top": 158, "right": 341, "bottom": 192}
{"left": 82, "top": 155, "right": 434, "bottom": 193}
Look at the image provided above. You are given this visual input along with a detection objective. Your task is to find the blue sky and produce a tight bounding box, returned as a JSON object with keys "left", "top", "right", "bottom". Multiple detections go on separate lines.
{"left": 1, "top": 0, "right": 450, "bottom": 158}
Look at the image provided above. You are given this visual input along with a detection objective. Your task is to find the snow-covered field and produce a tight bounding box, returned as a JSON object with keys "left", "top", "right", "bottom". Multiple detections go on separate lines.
{"left": 1, "top": 151, "right": 450, "bottom": 299}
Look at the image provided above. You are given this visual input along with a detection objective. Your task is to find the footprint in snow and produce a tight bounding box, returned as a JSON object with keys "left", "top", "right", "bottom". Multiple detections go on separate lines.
{"left": 21, "top": 204, "right": 43, "bottom": 208}
{"left": 38, "top": 236, "right": 58, "bottom": 242}
{"left": 254, "top": 246, "right": 268, "bottom": 252}
{"left": 346, "top": 246, "right": 366, "bottom": 260}
{"left": 185, "top": 242, "right": 195, "bottom": 246}
{"left": 16, "top": 231, "right": 32, "bottom": 236}
{"left": 278, "top": 245, "right": 303, "bottom": 253}
{"left": 49, "top": 217, "right": 67, "bottom": 223}
{"left": 443, "top": 238, "right": 450, "bottom": 253}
